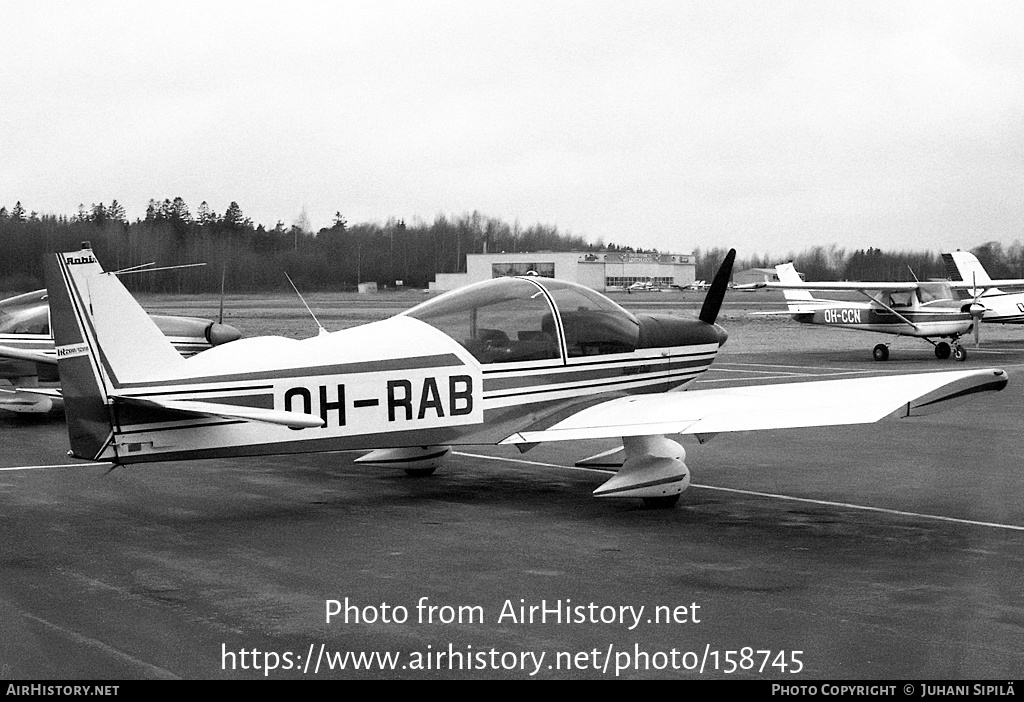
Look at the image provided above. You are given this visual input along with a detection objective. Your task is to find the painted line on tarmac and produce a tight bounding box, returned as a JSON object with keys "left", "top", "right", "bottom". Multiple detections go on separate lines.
{"left": 715, "top": 362, "right": 857, "bottom": 372}
{"left": 455, "top": 451, "right": 1024, "bottom": 532}
{"left": 455, "top": 451, "right": 605, "bottom": 474}
{"left": 694, "top": 485, "right": 1024, "bottom": 532}
{"left": 696, "top": 372, "right": 870, "bottom": 384}
{"left": 703, "top": 368, "right": 806, "bottom": 376}
{"left": 19, "top": 610, "right": 179, "bottom": 679}
{"left": 0, "top": 463, "right": 109, "bottom": 472}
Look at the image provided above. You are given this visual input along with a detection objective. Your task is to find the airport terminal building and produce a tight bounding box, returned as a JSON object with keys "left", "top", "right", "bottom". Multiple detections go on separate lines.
{"left": 431, "top": 251, "right": 696, "bottom": 292}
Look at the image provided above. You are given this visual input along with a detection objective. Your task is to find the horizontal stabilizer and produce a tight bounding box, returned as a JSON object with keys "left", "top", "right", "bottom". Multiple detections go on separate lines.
{"left": 768, "top": 280, "right": 920, "bottom": 292}
{"left": 111, "top": 395, "right": 326, "bottom": 429}
{"left": 500, "top": 369, "right": 1008, "bottom": 444}
{"left": 751, "top": 307, "right": 829, "bottom": 316}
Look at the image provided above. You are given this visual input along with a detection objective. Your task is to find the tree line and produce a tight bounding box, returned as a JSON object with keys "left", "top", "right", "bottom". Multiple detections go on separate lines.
{"left": 1, "top": 199, "right": 1021, "bottom": 293}
{"left": 0, "top": 200, "right": 598, "bottom": 293}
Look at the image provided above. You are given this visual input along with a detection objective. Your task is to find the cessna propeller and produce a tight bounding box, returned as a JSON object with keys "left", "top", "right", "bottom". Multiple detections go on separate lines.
{"left": 961, "top": 273, "right": 987, "bottom": 346}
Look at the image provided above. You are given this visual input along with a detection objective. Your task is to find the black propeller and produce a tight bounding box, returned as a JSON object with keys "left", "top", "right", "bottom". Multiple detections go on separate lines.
{"left": 698, "top": 248, "right": 736, "bottom": 325}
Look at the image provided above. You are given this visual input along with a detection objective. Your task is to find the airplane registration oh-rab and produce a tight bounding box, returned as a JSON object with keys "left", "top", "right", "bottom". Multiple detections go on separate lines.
{"left": 41, "top": 244, "right": 1008, "bottom": 508}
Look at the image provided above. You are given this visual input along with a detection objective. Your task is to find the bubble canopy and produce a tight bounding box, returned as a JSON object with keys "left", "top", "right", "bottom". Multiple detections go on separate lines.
{"left": 403, "top": 277, "right": 641, "bottom": 363}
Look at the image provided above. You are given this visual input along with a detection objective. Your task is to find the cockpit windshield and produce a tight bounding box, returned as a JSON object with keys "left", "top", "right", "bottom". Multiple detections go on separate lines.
{"left": 405, "top": 278, "right": 561, "bottom": 363}
{"left": 404, "top": 277, "right": 640, "bottom": 364}
{"left": 533, "top": 279, "right": 640, "bottom": 357}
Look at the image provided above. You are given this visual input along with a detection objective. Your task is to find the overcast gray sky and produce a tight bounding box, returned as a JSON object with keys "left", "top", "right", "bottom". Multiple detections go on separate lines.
{"left": 3, "top": 0, "right": 1022, "bottom": 257}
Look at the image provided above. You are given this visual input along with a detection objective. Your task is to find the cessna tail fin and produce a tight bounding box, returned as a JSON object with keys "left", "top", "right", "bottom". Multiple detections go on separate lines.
{"left": 942, "top": 251, "right": 999, "bottom": 295}
{"left": 44, "top": 244, "right": 187, "bottom": 460}
{"left": 774, "top": 262, "right": 816, "bottom": 308}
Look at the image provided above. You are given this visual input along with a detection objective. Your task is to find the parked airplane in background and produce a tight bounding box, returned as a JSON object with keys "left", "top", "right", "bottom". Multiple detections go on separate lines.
{"left": 766, "top": 263, "right": 986, "bottom": 361}
{"left": 683, "top": 280, "right": 708, "bottom": 291}
{"left": 36, "top": 244, "right": 1007, "bottom": 508}
{"left": 0, "top": 286, "right": 241, "bottom": 413}
{"left": 942, "top": 250, "right": 1024, "bottom": 325}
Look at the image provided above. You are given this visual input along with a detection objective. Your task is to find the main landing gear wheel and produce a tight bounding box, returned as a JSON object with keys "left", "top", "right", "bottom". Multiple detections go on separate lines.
{"left": 953, "top": 345, "right": 967, "bottom": 362}
{"left": 404, "top": 467, "right": 438, "bottom": 478}
{"left": 935, "top": 342, "right": 951, "bottom": 360}
{"left": 872, "top": 344, "right": 889, "bottom": 362}
{"left": 642, "top": 494, "right": 681, "bottom": 509}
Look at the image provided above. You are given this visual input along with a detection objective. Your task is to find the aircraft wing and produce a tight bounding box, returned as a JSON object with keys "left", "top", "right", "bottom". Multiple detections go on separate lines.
{"left": 110, "top": 395, "right": 327, "bottom": 429}
{"left": 0, "top": 345, "right": 56, "bottom": 365}
{"left": 949, "top": 280, "right": 1024, "bottom": 291}
{"left": 500, "top": 368, "right": 1007, "bottom": 444}
{"left": 766, "top": 281, "right": 920, "bottom": 292}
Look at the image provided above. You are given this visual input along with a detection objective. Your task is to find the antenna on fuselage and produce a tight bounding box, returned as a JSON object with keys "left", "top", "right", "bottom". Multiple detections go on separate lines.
{"left": 284, "top": 271, "right": 329, "bottom": 336}
{"left": 111, "top": 262, "right": 206, "bottom": 276}
{"left": 698, "top": 248, "right": 736, "bottom": 325}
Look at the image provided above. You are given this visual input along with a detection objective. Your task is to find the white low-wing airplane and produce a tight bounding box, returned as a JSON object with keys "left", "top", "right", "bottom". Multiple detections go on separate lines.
{"left": 0, "top": 285, "right": 241, "bottom": 413}
{"left": 40, "top": 244, "right": 1007, "bottom": 508}
{"left": 942, "top": 250, "right": 1024, "bottom": 325}
{"left": 766, "top": 263, "right": 991, "bottom": 362}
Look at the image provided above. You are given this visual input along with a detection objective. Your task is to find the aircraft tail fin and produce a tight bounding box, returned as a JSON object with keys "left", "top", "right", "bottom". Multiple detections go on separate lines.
{"left": 44, "top": 243, "right": 186, "bottom": 460}
{"left": 774, "top": 263, "right": 816, "bottom": 308}
{"left": 942, "top": 251, "right": 1000, "bottom": 295}
{"left": 698, "top": 249, "right": 735, "bottom": 325}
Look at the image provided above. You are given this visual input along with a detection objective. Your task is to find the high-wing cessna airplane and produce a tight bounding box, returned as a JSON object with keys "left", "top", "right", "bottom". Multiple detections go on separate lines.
{"left": 766, "top": 263, "right": 987, "bottom": 362}
{"left": 942, "top": 250, "right": 1024, "bottom": 325}
{"left": 0, "top": 285, "right": 241, "bottom": 414}
{"left": 39, "top": 244, "right": 1007, "bottom": 508}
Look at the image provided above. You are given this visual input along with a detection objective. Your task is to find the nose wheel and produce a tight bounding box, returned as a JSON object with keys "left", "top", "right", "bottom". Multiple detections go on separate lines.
{"left": 932, "top": 340, "right": 966, "bottom": 361}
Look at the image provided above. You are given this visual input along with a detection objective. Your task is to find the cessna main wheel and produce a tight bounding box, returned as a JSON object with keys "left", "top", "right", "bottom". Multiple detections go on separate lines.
{"left": 872, "top": 344, "right": 889, "bottom": 362}
{"left": 935, "top": 342, "right": 951, "bottom": 360}
{"left": 953, "top": 346, "right": 967, "bottom": 362}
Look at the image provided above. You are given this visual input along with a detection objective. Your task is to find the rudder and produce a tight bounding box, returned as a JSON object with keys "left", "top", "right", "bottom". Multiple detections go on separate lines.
{"left": 44, "top": 245, "right": 115, "bottom": 460}
{"left": 45, "top": 244, "right": 188, "bottom": 461}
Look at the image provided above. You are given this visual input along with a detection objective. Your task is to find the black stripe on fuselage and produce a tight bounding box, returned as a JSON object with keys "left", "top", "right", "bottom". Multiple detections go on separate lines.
{"left": 484, "top": 365, "right": 709, "bottom": 401}
{"left": 483, "top": 355, "right": 713, "bottom": 392}
{"left": 105, "top": 353, "right": 466, "bottom": 389}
